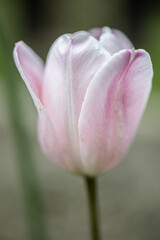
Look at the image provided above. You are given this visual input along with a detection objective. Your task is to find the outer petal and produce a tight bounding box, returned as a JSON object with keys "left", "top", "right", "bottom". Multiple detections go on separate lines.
{"left": 78, "top": 49, "right": 153, "bottom": 175}
{"left": 42, "top": 31, "right": 110, "bottom": 172}
{"left": 13, "top": 41, "right": 44, "bottom": 111}
{"left": 99, "top": 27, "right": 133, "bottom": 55}
{"left": 37, "top": 108, "right": 74, "bottom": 171}
{"left": 120, "top": 50, "right": 153, "bottom": 140}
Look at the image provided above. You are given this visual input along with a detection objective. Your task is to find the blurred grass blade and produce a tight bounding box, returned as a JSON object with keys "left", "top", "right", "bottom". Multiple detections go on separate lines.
{"left": 0, "top": 19, "right": 47, "bottom": 240}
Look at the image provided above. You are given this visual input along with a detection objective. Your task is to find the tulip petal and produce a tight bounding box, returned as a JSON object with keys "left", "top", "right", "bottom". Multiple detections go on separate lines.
{"left": 78, "top": 49, "right": 152, "bottom": 175}
{"left": 38, "top": 108, "right": 73, "bottom": 170}
{"left": 42, "top": 32, "right": 110, "bottom": 171}
{"left": 13, "top": 41, "right": 44, "bottom": 111}
{"left": 112, "top": 29, "right": 133, "bottom": 49}
{"left": 89, "top": 28, "right": 103, "bottom": 40}
{"left": 38, "top": 107, "right": 89, "bottom": 174}
{"left": 100, "top": 27, "right": 133, "bottom": 55}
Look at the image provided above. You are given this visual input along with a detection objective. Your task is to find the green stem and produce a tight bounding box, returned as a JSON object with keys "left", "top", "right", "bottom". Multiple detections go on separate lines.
{"left": 85, "top": 177, "right": 101, "bottom": 240}
{"left": 0, "top": 17, "right": 47, "bottom": 240}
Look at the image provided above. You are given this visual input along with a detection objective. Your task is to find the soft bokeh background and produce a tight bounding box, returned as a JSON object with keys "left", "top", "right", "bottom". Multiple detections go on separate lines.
{"left": 0, "top": 0, "right": 160, "bottom": 239}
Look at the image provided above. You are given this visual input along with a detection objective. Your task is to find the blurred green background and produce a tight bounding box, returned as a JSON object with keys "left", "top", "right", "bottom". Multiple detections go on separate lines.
{"left": 0, "top": 0, "right": 160, "bottom": 239}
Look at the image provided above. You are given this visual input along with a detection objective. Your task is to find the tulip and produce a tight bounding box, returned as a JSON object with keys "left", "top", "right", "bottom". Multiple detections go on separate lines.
{"left": 13, "top": 27, "right": 153, "bottom": 177}
{"left": 13, "top": 26, "right": 153, "bottom": 240}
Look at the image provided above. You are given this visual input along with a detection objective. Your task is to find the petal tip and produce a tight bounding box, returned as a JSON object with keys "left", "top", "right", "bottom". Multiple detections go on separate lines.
{"left": 14, "top": 41, "right": 25, "bottom": 53}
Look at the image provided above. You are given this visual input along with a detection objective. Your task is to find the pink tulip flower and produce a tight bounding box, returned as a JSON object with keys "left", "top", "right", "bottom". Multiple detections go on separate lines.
{"left": 13, "top": 27, "right": 153, "bottom": 176}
